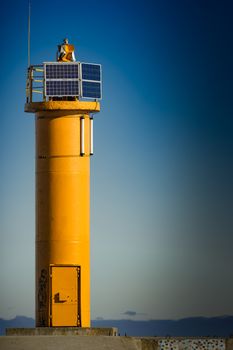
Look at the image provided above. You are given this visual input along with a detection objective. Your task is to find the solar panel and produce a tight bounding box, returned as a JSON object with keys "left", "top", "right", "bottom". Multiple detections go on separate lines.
{"left": 81, "top": 81, "right": 101, "bottom": 99}
{"left": 45, "top": 63, "right": 79, "bottom": 79}
{"left": 80, "top": 63, "right": 102, "bottom": 99}
{"left": 46, "top": 81, "right": 79, "bottom": 97}
{"left": 44, "top": 62, "right": 102, "bottom": 99}
{"left": 81, "top": 63, "right": 101, "bottom": 81}
{"left": 44, "top": 63, "right": 80, "bottom": 97}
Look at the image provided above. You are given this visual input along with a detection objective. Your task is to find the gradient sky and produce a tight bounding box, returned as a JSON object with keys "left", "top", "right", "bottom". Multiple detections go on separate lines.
{"left": 0, "top": 0, "right": 233, "bottom": 321}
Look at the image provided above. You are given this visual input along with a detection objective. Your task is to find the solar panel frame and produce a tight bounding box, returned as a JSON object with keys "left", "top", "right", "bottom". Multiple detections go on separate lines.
{"left": 44, "top": 62, "right": 79, "bottom": 79}
{"left": 45, "top": 80, "right": 80, "bottom": 97}
{"left": 81, "top": 63, "right": 101, "bottom": 81}
{"left": 44, "top": 62, "right": 80, "bottom": 97}
{"left": 81, "top": 81, "right": 101, "bottom": 99}
{"left": 43, "top": 62, "right": 102, "bottom": 100}
{"left": 80, "top": 62, "right": 102, "bottom": 100}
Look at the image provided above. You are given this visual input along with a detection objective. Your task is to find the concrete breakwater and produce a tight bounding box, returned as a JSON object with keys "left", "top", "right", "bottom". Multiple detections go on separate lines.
{"left": 0, "top": 334, "right": 233, "bottom": 350}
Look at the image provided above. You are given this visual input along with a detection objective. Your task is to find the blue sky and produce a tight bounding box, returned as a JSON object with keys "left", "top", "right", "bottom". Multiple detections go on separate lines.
{"left": 0, "top": 0, "right": 233, "bottom": 320}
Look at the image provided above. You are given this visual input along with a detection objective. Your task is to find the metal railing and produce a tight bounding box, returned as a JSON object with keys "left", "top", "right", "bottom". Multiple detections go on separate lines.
{"left": 26, "top": 65, "right": 45, "bottom": 103}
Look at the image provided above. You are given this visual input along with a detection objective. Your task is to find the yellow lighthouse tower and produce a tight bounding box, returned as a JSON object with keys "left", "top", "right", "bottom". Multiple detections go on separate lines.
{"left": 25, "top": 40, "right": 101, "bottom": 327}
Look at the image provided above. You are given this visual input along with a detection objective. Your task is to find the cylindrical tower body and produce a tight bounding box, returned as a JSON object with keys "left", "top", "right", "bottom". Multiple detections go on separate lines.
{"left": 25, "top": 101, "right": 100, "bottom": 328}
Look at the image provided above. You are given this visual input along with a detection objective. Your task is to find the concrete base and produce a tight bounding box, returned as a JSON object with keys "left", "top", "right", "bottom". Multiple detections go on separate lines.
{"left": 0, "top": 335, "right": 144, "bottom": 350}
{"left": 1, "top": 336, "right": 232, "bottom": 350}
{"left": 6, "top": 327, "right": 118, "bottom": 337}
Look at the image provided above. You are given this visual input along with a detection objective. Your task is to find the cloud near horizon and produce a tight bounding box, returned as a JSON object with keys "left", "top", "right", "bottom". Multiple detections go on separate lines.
{"left": 123, "top": 310, "right": 146, "bottom": 317}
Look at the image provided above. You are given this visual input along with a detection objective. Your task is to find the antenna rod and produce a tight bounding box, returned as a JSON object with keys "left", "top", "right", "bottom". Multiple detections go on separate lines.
{"left": 28, "top": 0, "right": 31, "bottom": 67}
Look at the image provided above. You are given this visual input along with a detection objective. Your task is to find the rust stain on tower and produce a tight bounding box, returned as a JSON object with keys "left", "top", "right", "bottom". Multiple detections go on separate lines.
{"left": 25, "top": 39, "right": 102, "bottom": 327}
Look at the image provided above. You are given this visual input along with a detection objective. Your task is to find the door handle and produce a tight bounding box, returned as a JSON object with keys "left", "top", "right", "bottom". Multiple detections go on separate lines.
{"left": 54, "top": 292, "right": 66, "bottom": 303}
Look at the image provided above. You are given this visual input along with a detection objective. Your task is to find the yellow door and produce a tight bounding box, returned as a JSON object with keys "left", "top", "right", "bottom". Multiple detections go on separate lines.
{"left": 51, "top": 266, "right": 80, "bottom": 326}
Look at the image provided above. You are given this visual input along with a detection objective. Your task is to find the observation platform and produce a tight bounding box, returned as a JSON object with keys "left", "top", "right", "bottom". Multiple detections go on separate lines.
{"left": 25, "top": 100, "right": 100, "bottom": 113}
